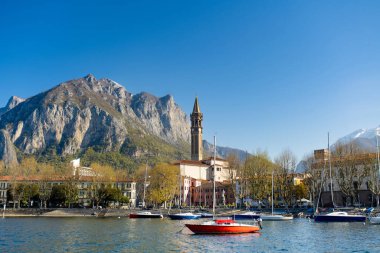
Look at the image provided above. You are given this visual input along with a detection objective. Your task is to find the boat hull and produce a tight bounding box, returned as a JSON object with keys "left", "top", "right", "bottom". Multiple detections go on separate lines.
{"left": 168, "top": 214, "right": 201, "bottom": 220}
{"left": 314, "top": 215, "right": 366, "bottom": 222}
{"left": 233, "top": 214, "right": 261, "bottom": 220}
{"left": 129, "top": 213, "right": 163, "bottom": 219}
{"left": 369, "top": 217, "right": 380, "bottom": 224}
{"left": 185, "top": 224, "right": 260, "bottom": 234}
{"left": 260, "top": 215, "right": 293, "bottom": 221}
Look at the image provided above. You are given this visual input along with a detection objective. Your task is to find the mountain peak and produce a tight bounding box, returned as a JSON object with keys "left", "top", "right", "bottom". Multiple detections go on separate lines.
{"left": 5, "top": 96, "right": 25, "bottom": 110}
{"left": 84, "top": 73, "right": 96, "bottom": 83}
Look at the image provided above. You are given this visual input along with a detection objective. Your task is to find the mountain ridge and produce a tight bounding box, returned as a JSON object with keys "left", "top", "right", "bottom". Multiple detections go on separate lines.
{"left": 0, "top": 74, "right": 247, "bottom": 167}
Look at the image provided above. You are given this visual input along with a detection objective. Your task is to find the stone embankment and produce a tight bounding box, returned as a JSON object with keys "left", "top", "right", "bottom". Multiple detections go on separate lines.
{"left": 2, "top": 208, "right": 130, "bottom": 217}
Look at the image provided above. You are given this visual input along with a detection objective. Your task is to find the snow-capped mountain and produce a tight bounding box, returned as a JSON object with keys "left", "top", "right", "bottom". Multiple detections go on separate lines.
{"left": 331, "top": 127, "right": 380, "bottom": 152}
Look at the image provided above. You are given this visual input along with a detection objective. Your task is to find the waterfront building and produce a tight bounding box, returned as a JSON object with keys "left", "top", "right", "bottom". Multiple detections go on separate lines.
{"left": 0, "top": 161, "right": 137, "bottom": 208}
{"left": 312, "top": 149, "right": 379, "bottom": 207}
{"left": 171, "top": 97, "right": 235, "bottom": 206}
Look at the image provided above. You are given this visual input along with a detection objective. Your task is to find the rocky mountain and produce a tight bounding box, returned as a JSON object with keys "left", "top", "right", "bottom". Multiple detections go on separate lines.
{"left": 0, "top": 96, "right": 25, "bottom": 116}
{"left": 0, "top": 74, "right": 248, "bottom": 167}
{"left": 0, "top": 74, "right": 191, "bottom": 165}
{"left": 0, "top": 129, "right": 18, "bottom": 166}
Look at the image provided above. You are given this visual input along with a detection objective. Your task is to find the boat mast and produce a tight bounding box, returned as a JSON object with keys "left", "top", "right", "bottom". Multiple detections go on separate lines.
{"left": 272, "top": 171, "right": 274, "bottom": 215}
{"left": 328, "top": 132, "right": 334, "bottom": 207}
{"left": 213, "top": 136, "right": 216, "bottom": 217}
{"left": 179, "top": 174, "right": 182, "bottom": 208}
{"left": 376, "top": 128, "right": 380, "bottom": 207}
{"left": 143, "top": 162, "right": 148, "bottom": 208}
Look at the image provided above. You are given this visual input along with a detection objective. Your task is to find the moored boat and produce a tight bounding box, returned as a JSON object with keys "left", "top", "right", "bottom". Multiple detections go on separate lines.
{"left": 233, "top": 211, "right": 261, "bottom": 220}
{"left": 196, "top": 212, "right": 213, "bottom": 218}
{"left": 185, "top": 136, "right": 261, "bottom": 235}
{"left": 314, "top": 211, "right": 366, "bottom": 222}
{"left": 129, "top": 212, "right": 163, "bottom": 219}
{"left": 185, "top": 219, "right": 260, "bottom": 234}
{"left": 168, "top": 212, "right": 201, "bottom": 220}
{"left": 260, "top": 214, "right": 293, "bottom": 221}
{"left": 368, "top": 213, "right": 380, "bottom": 224}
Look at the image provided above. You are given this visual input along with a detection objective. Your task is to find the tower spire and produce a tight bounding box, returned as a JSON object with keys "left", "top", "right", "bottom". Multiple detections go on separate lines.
{"left": 191, "top": 97, "right": 203, "bottom": 161}
{"left": 193, "top": 96, "right": 201, "bottom": 113}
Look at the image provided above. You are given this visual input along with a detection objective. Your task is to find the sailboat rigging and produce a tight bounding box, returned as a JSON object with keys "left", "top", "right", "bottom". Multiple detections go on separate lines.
{"left": 185, "top": 136, "right": 261, "bottom": 234}
{"left": 314, "top": 133, "right": 366, "bottom": 222}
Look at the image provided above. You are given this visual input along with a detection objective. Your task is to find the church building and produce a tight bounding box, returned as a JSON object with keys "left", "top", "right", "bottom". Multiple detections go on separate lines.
{"left": 173, "top": 97, "right": 234, "bottom": 207}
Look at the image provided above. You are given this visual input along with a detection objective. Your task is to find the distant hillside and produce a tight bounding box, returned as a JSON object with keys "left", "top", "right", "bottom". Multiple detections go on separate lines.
{"left": 203, "top": 140, "right": 248, "bottom": 161}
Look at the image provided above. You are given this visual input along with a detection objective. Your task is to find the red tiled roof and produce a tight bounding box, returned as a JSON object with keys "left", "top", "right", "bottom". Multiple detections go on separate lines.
{"left": 0, "top": 175, "right": 136, "bottom": 183}
{"left": 172, "top": 160, "right": 209, "bottom": 166}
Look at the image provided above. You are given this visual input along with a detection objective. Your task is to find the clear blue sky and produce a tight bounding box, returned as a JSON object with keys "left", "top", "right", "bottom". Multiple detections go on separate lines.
{"left": 1, "top": 0, "right": 380, "bottom": 161}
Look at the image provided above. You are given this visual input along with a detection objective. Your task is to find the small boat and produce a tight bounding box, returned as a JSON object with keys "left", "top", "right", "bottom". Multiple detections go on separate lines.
{"left": 196, "top": 212, "right": 213, "bottom": 218}
{"left": 314, "top": 211, "right": 366, "bottom": 222}
{"left": 168, "top": 212, "right": 202, "bottom": 220}
{"left": 260, "top": 214, "right": 293, "bottom": 221}
{"left": 185, "top": 218, "right": 260, "bottom": 234}
{"left": 260, "top": 172, "right": 293, "bottom": 221}
{"left": 233, "top": 211, "right": 261, "bottom": 220}
{"left": 129, "top": 212, "right": 163, "bottom": 219}
{"left": 369, "top": 213, "right": 380, "bottom": 224}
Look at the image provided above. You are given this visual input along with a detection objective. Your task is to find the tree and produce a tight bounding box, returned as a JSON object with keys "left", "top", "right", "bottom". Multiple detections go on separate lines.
{"left": 366, "top": 158, "right": 380, "bottom": 207}
{"left": 89, "top": 163, "right": 116, "bottom": 207}
{"left": 147, "top": 163, "right": 179, "bottom": 208}
{"left": 244, "top": 151, "right": 275, "bottom": 207}
{"left": 0, "top": 160, "right": 5, "bottom": 175}
{"left": 226, "top": 153, "right": 241, "bottom": 208}
{"left": 333, "top": 142, "right": 367, "bottom": 206}
{"left": 37, "top": 163, "right": 54, "bottom": 208}
{"left": 275, "top": 149, "right": 297, "bottom": 207}
{"left": 302, "top": 153, "right": 326, "bottom": 209}
{"left": 50, "top": 185, "right": 67, "bottom": 207}
{"left": 63, "top": 180, "right": 79, "bottom": 208}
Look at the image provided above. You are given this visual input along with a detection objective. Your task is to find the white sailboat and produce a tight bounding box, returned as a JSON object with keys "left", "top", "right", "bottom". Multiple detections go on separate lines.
{"left": 260, "top": 171, "right": 293, "bottom": 221}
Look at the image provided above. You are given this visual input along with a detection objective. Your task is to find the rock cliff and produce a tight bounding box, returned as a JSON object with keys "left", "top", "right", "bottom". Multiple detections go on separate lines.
{"left": 0, "top": 74, "right": 190, "bottom": 160}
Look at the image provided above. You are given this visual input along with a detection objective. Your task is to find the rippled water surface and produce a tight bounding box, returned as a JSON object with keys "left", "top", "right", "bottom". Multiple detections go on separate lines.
{"left": 1, "top": 217, "right": 379, "bottom": 252}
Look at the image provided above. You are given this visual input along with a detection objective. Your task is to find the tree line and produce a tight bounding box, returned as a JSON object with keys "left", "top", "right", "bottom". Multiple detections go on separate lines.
{"left": 0, "top": 157, "right": 130, "bottom": 208}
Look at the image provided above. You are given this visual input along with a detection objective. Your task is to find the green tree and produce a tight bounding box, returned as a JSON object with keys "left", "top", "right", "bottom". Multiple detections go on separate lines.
{"left": 244, "top": 151, "right": 275, "bottom": 206}
{"left": 147, "top": 163, "right": 179, "bottom": 208}
{"left": 63, "top": 179, "right": 79, "bottom": 208}
{"left": 50, "top": 185, "right": 67, "bottom": 207}
{"left": 37, "top": 163, "right": 54, "bottom": 208}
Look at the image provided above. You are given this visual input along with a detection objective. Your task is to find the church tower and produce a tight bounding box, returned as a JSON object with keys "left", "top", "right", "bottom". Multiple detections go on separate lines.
{"left": 191, "top": 97, "right": 203, "bottom": 161}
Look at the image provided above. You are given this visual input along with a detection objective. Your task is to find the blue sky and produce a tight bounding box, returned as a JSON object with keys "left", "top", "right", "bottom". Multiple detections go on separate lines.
{"left": 1, "top": 0, "right": 380, "bottom": 161}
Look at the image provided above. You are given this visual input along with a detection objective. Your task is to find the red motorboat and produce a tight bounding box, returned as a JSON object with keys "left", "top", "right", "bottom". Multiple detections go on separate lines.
{"left": 185, "top": 219, "right": 260, "bottom": 234}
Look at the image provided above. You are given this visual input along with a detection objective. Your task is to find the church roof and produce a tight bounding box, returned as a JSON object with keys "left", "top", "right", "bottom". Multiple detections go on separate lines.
{"left": 192, "top": 97, "right": 201, "bottom": 113}
{"left": 173, "top": 160, "right": 209, "bottom": 166}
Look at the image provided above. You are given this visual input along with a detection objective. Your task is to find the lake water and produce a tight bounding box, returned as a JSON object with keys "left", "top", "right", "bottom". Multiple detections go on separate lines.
{"left": 1, "top": 217, "right": 379, "bottom": 253}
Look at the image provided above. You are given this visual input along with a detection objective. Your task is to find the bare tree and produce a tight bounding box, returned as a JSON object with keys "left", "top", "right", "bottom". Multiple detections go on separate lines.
{"left": 333, "top": 142, "right": 367, "bottom": 206}
{"left": 226, "top": 153, "right": 241, "bottom": 208}
{"left": 275, "top": 149, "right": 297, "bottom": 207}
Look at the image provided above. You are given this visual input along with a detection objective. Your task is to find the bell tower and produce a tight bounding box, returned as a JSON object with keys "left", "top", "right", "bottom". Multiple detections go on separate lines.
{"left": 191, "top": 97, "right": 203, "bottom": 161}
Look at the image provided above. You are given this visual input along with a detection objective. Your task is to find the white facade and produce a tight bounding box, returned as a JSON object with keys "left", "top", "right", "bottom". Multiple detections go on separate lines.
{"left": 177, "top": 157, "right": 232, "bottom": 183}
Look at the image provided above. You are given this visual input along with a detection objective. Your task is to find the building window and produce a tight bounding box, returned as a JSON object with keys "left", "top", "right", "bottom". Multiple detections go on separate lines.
{"left": 353, "top": 181, "right": 359, "bottom": 190}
